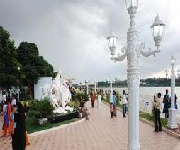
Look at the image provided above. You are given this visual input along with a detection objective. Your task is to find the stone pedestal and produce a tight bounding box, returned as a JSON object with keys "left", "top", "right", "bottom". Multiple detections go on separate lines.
{"left": 168, "top": 108, "right": 178, "bottom": 129}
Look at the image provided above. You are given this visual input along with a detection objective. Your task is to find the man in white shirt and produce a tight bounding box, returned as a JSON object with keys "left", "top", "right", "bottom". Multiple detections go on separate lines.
{"left": 97, "top": 92, "right": 101, "bottom": 108}
{"left": 122, "top": 90, "right": 127, "bottom": 117}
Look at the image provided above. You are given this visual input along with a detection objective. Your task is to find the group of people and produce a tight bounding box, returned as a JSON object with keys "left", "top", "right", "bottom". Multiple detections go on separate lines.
{"left": 90, "top": 91, "right": 102, "bottom": 108}
{"left": 162, "top": 89, "right": 178, "bottom": 118}
{"left": 0, "top": 94, "right": 29, "bottom": 150}
{"left": 110, "top": 90, "right": 128, "bottom": 118}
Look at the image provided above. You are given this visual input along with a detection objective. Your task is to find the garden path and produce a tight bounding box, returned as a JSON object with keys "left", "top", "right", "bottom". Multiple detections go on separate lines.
{"left": 0, "top": 101, "right": 180, "bottom": 150}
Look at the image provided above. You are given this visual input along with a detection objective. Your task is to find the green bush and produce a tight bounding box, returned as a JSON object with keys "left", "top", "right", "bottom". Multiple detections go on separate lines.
{"left": 28, "top": 99, "right": 54, "bottom": 119}
{"left": 74, "top": 92, "right": 88, "bottom": 103}
{"left": 67, "top": 101, "right": 80, "bottom": 109}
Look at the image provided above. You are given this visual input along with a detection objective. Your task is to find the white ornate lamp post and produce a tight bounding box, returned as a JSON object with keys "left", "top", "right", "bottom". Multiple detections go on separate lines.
{"left": 108, "top": 78, "right": 115, "bottom": 102}
{"left": 107, "top": 0, "right": 165, "bottom": 149}
{"left": 85, "top": 80, "right": 89, "bottom": 95}
{"left": 168, "top": 56, "right": 178, "bottom": 129}
{"left": 177, "top": 68, "right": 180, "bottom": 79}
{"left": 94, "top": 81, "right": 97, "bottom": 93}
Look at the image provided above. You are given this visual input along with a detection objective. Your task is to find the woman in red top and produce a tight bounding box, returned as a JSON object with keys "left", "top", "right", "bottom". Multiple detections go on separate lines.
{"left": 91, "top": 92, "right": 96, "bottom": 107}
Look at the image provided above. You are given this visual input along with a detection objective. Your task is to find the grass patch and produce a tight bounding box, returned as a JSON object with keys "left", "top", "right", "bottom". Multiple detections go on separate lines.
{"left": 26, "top": 115, "right": 78, "bottom": 134}
{"left": 139, "top": 111, "right": 168, "bottom": 127}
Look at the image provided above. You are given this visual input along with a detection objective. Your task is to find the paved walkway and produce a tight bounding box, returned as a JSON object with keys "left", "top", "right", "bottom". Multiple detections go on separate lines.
{"left": 0, "top": 102, "right": 180, "bottom": 150}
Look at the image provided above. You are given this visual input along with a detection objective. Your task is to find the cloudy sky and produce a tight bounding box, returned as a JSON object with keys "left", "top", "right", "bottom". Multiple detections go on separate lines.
{"left": 0, "top": 0, "right": 180, "bottom": 83}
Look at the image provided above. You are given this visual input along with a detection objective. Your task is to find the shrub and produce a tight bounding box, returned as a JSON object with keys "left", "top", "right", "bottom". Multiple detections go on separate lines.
{"left": 28, "top": 99, "right": 54, "bottom": 119}
{"left": 67, "top": 101, "right": 80, "bottom": 109}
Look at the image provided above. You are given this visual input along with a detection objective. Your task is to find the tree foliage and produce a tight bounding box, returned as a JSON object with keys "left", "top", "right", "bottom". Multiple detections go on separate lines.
{"left": 0, "top": 26, "right": 55, "bottom": 93}
{"left": 0, "top": 26, "right": 19, "bottom": 88}
{"left": 17, "top": 42, "right": 55, "bottom": 85}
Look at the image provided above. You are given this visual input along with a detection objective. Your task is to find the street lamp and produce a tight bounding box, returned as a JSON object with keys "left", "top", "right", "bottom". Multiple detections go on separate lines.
{"left": 177, "top": 68, "right": 180, "bottom": 79}
{"left": 107, "top": 1, "right": 165, "bottom": 150}
{"left": 168, "top": 56, "right": 178, "bottom": 129}
{"left": 94, "top": 81, "right": 97, "bottom": 94}
{"left": 85, "top": 80, "right": 89, "bottom": 95}
{"left": 108, "top": 78, "right": 115, "bottom": 103}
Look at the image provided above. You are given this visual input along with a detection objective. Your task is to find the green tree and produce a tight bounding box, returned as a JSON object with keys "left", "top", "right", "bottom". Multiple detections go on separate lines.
{"left": 17, "top": 42, "right": 55, "bottom": 95}
{"left": 17, "top": 42, "right": 41, "bottom": 95}
{"left": 0, "top": 26, "right": 19, "bottom": 89}
{"left": 36, "top": 56, "right": 55, "bottom": 77}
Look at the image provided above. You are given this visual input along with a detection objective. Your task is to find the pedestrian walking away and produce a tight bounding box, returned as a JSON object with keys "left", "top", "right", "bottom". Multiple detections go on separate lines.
{"left": 122, "top": 90, "right": 127, "bottom": 118}
{"left": 110, "top": 102, "right": 114, "bottom": 118}
{"left": 112, "top": 90, "right": 117, "bottom": 116}
{"left": 163, "top": 89, "right": 170, "bottom": 118}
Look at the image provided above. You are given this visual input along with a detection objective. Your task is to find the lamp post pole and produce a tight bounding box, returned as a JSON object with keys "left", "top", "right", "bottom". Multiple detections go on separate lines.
{"left": 94, "top": 82, "right": 97, "bottom": 94}
{"left": 85, "top": 80, "right": 89, "bottom": 95}
{"left": 177, "top": 69, "right": 180, "bottom": 79}
{"left": 168, "top": 56, "right": 178, "bottom": 128}
{"left": 107, "top": 1, "right": 165, "bottom": 149}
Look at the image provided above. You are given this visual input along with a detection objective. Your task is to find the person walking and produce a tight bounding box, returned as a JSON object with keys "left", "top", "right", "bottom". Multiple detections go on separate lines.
{"left": 14, "top": 102, "right": 26, "bottom": 150}
{"left": 9, "top": 105, "right": 17, "bottom": 150}
{"left": 122, "top": 90, "right": 127, "bottom": 118}
{"left": 112, "top": 90, "right": 117, "bottom": 116}
{"left": 153, "top": 93, "right": 162, "bottom": 132}
{"left": 2, "top": 99, "right": 11, "bottom": 137}
{"left": 97, "top": 92, "right": 101, "bottom": 108}
{"left": 163, "top": 89, "right": 170, "bottom": 118}
{"left": 110, "top": 102, "right": 114, "bottom": 118}
{"left": 91, "top": 92, "right": 96, "bottom": 108}
{"left": 174, "top": 94, "right": 178, "bottom": 109}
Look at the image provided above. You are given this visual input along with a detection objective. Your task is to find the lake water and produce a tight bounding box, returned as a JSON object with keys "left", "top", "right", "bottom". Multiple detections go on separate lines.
{"left": 101, "top": 86, "right": 180, "bottom": 101}
{"left": 100, "top": 86, "right": 180, "bottom": 115}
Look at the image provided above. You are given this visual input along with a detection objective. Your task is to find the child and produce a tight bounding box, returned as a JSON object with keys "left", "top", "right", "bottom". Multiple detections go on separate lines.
{"left": 110, "top": 102, "right": 114, "bottom": 118}
{"left": 9, "top": 105, "right": 17, "bottom": 149}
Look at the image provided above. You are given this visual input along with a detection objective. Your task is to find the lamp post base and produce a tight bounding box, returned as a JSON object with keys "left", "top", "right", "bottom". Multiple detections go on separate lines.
{"left": 168, "top": 108, "right": 178, "bottom": 129}
{"left": 128, "top": 144, "right": 140, "bottom": 150}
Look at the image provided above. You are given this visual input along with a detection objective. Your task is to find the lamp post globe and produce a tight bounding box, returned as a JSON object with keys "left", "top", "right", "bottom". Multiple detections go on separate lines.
{"left": 85, "top": 80, "right": 89, "bottom": 95}
{"left": 171, "top": 55, "right": 175, "bottom": 66}
{"left": 151, "top": 15, "right": 165, "bottom": 48}
{"left": 107, "top": 31, "right": 118, "bottom": 56}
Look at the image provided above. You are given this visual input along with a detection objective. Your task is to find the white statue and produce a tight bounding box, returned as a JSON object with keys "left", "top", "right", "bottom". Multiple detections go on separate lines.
{"left": 48, "top": 68, "right": 73, "bottom": 113}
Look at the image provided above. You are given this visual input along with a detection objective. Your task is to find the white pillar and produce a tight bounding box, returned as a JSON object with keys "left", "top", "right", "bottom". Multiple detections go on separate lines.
{"left": 168, "top": 57, "right": 178, "bottom": 128}
{"left": 86, "top": 82, "right": 89, "bottom": 95}
{"left": 127, "top": 13, "right": 140, "bottom": 150}
{"left": 94, "top": 82, "right": 97, "bottom": 93}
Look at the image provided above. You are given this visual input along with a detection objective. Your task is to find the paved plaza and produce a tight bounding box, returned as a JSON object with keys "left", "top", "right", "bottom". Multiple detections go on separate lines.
{"left": 0, "top": 102, "right": 180, "bottom": 150}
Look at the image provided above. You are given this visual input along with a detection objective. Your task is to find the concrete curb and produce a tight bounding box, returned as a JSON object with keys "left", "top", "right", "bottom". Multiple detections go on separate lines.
{"left": 30, "top": 118, "right": 86, "bottom": 137}
{"left": 103, "top": 101, "right": 180, "bottom": 140}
